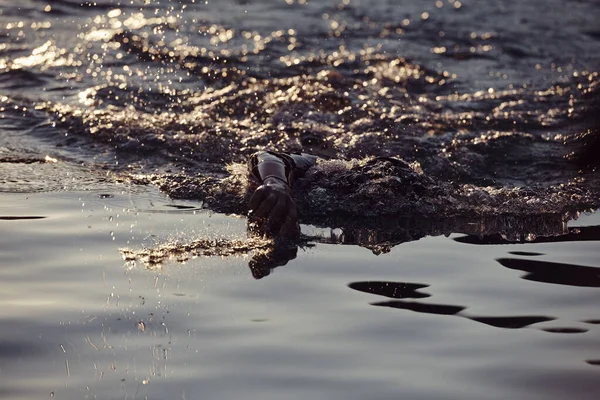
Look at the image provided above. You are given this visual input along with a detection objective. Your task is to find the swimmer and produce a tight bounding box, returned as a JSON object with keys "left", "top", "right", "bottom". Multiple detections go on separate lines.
{"left": 247, "top": 151, "right": 318, "bottom": 237}
{"left": 247, "top": 151, "right": 419, "bottom": 237}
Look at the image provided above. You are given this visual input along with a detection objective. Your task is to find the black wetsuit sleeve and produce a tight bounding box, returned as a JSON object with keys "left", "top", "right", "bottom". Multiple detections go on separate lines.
{"left": 248, "top": 151, "right": 318, "bottom": 186}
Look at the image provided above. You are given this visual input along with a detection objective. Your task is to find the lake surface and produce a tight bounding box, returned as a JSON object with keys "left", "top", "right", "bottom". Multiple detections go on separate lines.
{"left": 1, "top": 0, "right": 599, "bottom": 398}
{"left": 1, "top": 188, "right": 599, "bottom": 400}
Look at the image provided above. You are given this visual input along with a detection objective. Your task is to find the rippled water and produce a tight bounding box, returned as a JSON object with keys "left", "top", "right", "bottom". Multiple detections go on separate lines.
{"left": 1, "top": 189, "right": 599, "bottom": 400}
{"left": 1, "top": 0, "right": 599, "bottom": 399}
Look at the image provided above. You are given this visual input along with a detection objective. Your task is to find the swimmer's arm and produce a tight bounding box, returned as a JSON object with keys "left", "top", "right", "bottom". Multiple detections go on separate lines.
{"left": 247, "top": 151, "right": 318, "bottom": 237}
{"left": 248, "top": 151, "right": 318, "bottom": 187}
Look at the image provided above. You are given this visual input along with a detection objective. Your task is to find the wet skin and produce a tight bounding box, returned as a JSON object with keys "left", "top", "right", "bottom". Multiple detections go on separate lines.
{"left": 248, "top": 176, "right": 300, "bottom": 238}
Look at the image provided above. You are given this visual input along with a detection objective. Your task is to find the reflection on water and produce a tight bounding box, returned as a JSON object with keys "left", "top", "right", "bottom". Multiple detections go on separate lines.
{"left": 343, "top": 215, "right": 600, "bottom": 342}
{"left": 248, "top": 241, "right": 299, "bottom": 280}
{"left": 345, "top": 218, "right": 600, "bottom": 336}
{"left": 508, "top": 251, "right": 545, "bottom": 256}
{"left": 349, "top": 280, "right": 560, "bottom": 330}
{"left": 123, "top": 212, "right": 600, "bottom": 291}
{"left": 348, "top": 281, "right": 430, "bottom": 299}
{"left": 373, "top": 299, "right": 466, "bottom": 316}
{"left": 542, "top": 327, "right": 589, "bottom": 334}
{"left": 1, "top": 190, "right": 599, "bottom": 400}
{"left": 468, "top": 315, "right": 555, "bottom": 329}
{"left": 0, "top": 215, "right": 46, "bottom": 220}
{"left": 497, "top": 258, "right": 600, "bottom": 288}
{"left": 454, "top": 225, "right": 600, "bottom": 245}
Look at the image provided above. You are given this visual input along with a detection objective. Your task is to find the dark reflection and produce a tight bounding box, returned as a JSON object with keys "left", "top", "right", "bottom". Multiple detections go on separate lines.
{"left": 586, "top": 360, "right": 600, "bottom": 366}
{"left": 237, "top": 211, "right": 600, "bottom": 280}
{"left": 316, "top": 215, "right": 567, "bottom": 254}
{"left": 583, "top": 319, "right": 600, "bottom": 325}
{"left": 373, "top": 300, "right": 465, "bottom": 315}
{"left": 0, "top": 216, "right": 46, "bottom": 220}
{"left": 497, "top": 258, "right": 600, "bottom": 288}
{"left": 349, "top": 281, "right": 430, "bottom": 299}
{"left": 165, "top": 204, "right": 199, "bottom": 210}
{"left": 244, "top": 212, "right": 580, "bottom": 278}
{"left": 508, "top": 251, "right": 544, "bottom": 256}
{"left": 123, "top": 211, "right": 597, "bottom": 279}
{"left": 248, "top": 240, "right": 299, "bottom": 280}
{"left": 244, "top": 214, "right": 533, "bottom": 278}
{"left": 541, "top": 327, "right": 589, "bottom": 334}
{"left": 311, "top": 214, "right": 581, "bottom": 255}
{"left": 349, "top": 280, "right": 558, "bottom": 330}
{"left": 455, "top": 225, "right": 600, "bottom": 245}
{"left": 468, "top": 316, "right": 555, "bottom": 329}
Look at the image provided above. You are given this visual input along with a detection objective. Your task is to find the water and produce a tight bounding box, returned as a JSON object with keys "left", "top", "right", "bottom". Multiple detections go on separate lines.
{"left": 1, "top": 0, "right": 598, "bottom": 217}
{"left": 1, "top": 188, "right": 599, "bottom": 400}
{"left": 1, "top": 0, "right": 599, "bottom": 399}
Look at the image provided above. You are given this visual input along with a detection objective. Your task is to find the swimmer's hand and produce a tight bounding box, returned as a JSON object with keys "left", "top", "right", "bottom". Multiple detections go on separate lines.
{"left": 248, "top": 177, "right": 299, "bottom": 238}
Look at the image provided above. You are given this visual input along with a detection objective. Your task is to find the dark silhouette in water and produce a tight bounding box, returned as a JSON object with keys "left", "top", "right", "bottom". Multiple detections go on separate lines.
{"left": 248, "top": 240, "right": 300, "bottom": 280}
{"left": 497, "top": 258, "right": 600, "bottom": 288}
{"left": 347, "top": 271, "right": 600, "bottom": 333}
{"left": 454, "top": 225, "right": 600, "bottom": 245}
{"left": 348, "top": 281, "right": 431, "bottom": 299}
{"left": 347, "top": 279, "right": 559, "bottom": 330}
{"left": 244, "top": 217, "right": 600, "bottom": 281}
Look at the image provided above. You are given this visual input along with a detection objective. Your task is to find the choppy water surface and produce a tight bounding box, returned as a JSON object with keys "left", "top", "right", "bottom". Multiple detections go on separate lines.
{"left": 0, "top": 0, "right": 599, "bottom": 399}
{"left": 1, "top": 0, "right": 599, "bottom": 216}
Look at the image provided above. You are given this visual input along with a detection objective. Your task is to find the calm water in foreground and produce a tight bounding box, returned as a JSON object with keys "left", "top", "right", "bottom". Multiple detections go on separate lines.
{"left": 1, "top": 186, "right": 599, "bottom": 400}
